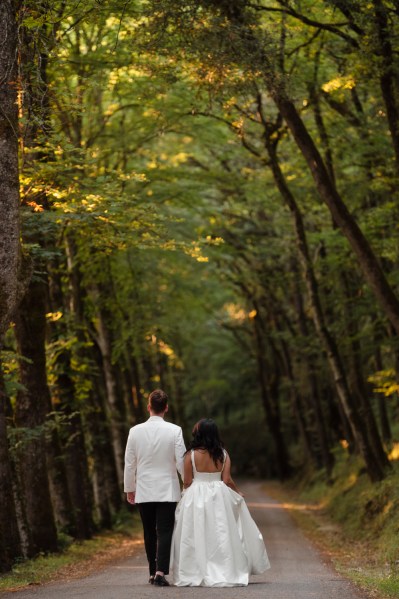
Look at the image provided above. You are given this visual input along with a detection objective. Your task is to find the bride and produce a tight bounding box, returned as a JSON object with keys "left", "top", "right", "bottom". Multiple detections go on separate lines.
{"left": 170, "top": 418, "right": 270, "bottom": 587}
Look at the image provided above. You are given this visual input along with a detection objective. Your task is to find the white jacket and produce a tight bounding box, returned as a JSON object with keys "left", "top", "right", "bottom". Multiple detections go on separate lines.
{"left": 124, "top": 416, "right": 186, "bottom": 503}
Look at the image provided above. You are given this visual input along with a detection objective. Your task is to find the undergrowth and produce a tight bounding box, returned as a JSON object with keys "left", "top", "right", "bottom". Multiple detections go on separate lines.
{"left": 288, "top": 446, "right": 399, "bottom": 598}
{"left": 0, "top": 508, "right": 141, "bottom": 592}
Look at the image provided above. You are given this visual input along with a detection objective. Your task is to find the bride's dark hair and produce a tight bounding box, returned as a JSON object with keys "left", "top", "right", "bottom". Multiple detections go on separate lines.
{"left": 186, "top": 418, "right": 224, "bottom": 466}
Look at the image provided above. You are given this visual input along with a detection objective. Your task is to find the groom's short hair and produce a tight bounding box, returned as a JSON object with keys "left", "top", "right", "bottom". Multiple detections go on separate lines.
{"left": 149, "top": 389, "right": 168, "bottom": 414}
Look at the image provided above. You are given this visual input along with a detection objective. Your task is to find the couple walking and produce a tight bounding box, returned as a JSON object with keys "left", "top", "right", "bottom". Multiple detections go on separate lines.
{"left": 124, "top": 389, "right": 270, "bottom": 587}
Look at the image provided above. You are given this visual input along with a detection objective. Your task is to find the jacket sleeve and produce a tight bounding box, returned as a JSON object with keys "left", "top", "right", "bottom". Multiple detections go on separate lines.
{"left": 175, "top": 427, "right": 186, "bottom": 479}
{"left": 124, "top": 429, "right": 137, "bottom": 493}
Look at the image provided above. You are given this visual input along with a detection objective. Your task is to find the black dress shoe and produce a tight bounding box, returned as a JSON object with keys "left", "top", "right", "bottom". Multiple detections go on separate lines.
{"left": 153, "top": 575, "right": 170, "bottom": 586}
{"left": 149, "top": 576, "right": 155, "bottom": 584}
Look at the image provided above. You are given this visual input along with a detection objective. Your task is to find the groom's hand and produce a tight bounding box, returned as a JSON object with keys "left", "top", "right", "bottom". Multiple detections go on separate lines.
{"left": 127, "top": 492, "right": 136, "bottom": 505}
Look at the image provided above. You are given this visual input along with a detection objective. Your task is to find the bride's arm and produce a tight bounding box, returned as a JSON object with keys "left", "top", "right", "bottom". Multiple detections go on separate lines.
{"left": 183, "top": 452, "right": 193, "bottom": 488}
{"left": 222, "top": 453, "right": 243, "bottom": 496}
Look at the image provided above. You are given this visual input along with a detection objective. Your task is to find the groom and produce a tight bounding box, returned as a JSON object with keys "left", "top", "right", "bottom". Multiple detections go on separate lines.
{"left": 124, "top": 389, "right": 186, "bottom": 586}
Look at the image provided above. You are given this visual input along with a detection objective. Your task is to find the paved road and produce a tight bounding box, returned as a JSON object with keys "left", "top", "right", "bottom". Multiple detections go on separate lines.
{"left": 2, "top": 481, "right": 365, "bottom": 599}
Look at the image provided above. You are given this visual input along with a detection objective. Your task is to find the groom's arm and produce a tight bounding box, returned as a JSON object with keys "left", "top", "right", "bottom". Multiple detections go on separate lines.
{"left": 124, "top": 429, "right": 137, "bottom": 501}
{"left": 175, "top": 427, "right": 186, "bottom": 479}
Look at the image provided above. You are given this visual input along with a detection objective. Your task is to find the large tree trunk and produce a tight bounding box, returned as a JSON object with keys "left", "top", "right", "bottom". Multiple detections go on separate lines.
{"left": 16, "top": 269, "right": 76, "bottom": 537}
{"left": 14, "top": 278, "right": 58, "bottom": 554}
{"left": 4, "top": 391, "right": 35, "bottom": 559}
{"left": 0, "top": 1, "right": 25, "bottom": 571}
{"left": 0, "top": 0, "right": 20, "bottom": 339}
{"left": 0, "top": 367, "right": 21, "bottom": 571}
{"left": 372, "top": 0, "right": 399, "bottom": 173}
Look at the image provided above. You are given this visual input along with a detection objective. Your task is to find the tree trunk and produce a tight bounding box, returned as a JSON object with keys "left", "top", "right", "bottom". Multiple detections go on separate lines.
{"left": 95, "top": 309, "right": 127, "bottom": 489}
{"left": 45, "top": 424, "right": 77, "bottom": 536}
{"left": 253, "top": 313, "right": 291, "bottom": 480}
{"left": 10, "top": 448, "right": 33, "bottom": 559}
{"left": 129, "top": 353, "right": 146, "bottom": 421}
{"left": 292, "top": 280, "right": 335, "bottom": 474}
{"left": 3, "top": 391, "right": 35, "bottom": 559}
{"left": 280, "top": 340, "right": 316, "bottom": 466}
{"left": 48, "top": 265, "right": 96, "bottom": 539}
{"left": 14, "top": 278, "right": 58, "bottom": 554}
{"left": 51, "top": 345, "right": 95, "bottom": 539}
{"left": 372, "top": 0, "right": 399, "bottom": 173}
{"left": 0, "top": 366, "right": 21, "bottom": 571}
{"left": 88, "top": 381, "right": 122, "bottom": 522}
{"left": 0, "top": 0, "right": 20, "bottom": 340}
{"left": 340, "top": 275, "right": 390, "bottom": 471}
{"left": 0, "top": 1, "right": 26, "bottom": 571}
{"left": 278, "top": 315, "right": 332, "bottom": 474}
{"left": 64, "top": 238, "right": 124, "bottom": 514}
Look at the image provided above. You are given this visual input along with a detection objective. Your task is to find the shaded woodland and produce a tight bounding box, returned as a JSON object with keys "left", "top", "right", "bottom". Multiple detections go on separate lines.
{"left": 1, "top": 0, "right": 399, "bottom": 572}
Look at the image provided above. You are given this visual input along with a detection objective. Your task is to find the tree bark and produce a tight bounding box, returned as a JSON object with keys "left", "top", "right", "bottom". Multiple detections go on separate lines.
{"left": 0, "top": 0, "right": 20, "bottom": 340}
{"left": 0, "top": 366, "right": 21, "bottom": 571}
{"left": 0, "top": 1, "right": 26, "bottom": 571}
{"left": 372, "top": 0, "right": 399, "bottom": 173}
{"left": 14, "top": 278, "right": 58, "bottom": 554}
{"left": 95, "top": 308, "right": 127, "bottom": 490}
{"left": 4, "top": 390, "right": 35, "bottom": 559}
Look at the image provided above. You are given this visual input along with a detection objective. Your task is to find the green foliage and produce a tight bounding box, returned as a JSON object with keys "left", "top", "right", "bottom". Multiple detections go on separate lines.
{"left": 5, "top": 0, "right": 399, "bottom": 496}
{"left": 295, "top": 451, "right": 399, "bottom": 597}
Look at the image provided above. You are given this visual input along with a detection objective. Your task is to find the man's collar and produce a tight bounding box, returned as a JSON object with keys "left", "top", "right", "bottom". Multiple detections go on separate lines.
{"left": 148, "top": 415, "right": 164, "bottom": 421}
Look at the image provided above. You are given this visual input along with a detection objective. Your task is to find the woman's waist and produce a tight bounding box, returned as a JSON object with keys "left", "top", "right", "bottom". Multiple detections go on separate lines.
{"left": 193, "top": 473, "right": 223, "bottom": 481}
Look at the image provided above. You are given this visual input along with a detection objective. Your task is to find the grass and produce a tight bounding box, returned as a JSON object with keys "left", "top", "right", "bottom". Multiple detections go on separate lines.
{"left": 268, "top": 447, "right": 399, "bottom": 599}
{"left": 0, "top": 508, "right": 142, "bottom": 593}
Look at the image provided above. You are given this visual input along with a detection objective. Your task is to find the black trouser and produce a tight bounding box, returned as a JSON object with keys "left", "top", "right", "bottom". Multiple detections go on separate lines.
{"left": 138, "top": 502, "right": 176, "bottom": 576}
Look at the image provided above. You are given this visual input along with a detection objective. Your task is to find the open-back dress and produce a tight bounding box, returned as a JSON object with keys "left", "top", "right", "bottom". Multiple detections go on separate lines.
{"left": 170, "top": 450, "right": 270, "bottom": 587}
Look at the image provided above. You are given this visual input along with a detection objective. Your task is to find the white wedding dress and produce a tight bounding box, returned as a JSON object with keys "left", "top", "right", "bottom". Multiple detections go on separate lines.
{"left": 170, "top": 450, "right": 270, "bottom": 587}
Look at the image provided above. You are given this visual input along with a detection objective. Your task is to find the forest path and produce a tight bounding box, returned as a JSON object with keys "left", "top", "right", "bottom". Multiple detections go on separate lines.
{"left": 3, "top": 481, "right": 366, "bottom": 599}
